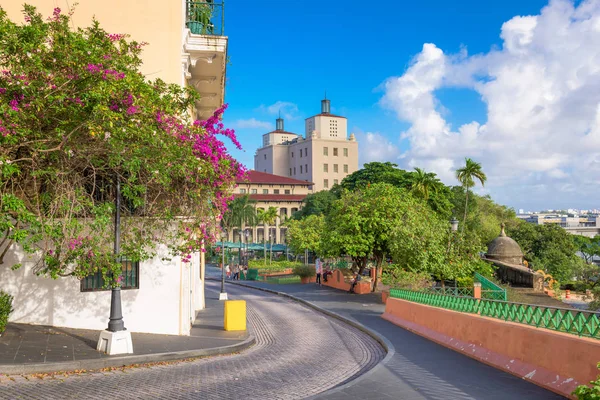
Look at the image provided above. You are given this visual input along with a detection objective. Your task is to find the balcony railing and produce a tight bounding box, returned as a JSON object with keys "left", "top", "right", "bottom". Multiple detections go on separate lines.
{"left": 186, "top": 1, "right": 224, "bottom": 36}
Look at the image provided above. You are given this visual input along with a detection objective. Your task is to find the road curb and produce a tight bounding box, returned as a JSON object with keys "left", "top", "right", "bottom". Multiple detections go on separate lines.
{"left": 0, "top": 333, "right": 256, "bottom": 375}
{"left": 221, "top": 279, "right": 396, "bottom": 397}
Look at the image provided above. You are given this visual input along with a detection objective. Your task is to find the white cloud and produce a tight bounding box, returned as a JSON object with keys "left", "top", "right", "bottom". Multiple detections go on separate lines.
{"left": 380, "top": 0, "right": 600, "bottom": 209}
{"left": 354, "top": 130, "right": 402, "bottom": 166}
{"left": 257, "top": 101, "right": 300, "bottom": 120}
{"left": 231, "top": 118, "right": 273, "bottom": 130}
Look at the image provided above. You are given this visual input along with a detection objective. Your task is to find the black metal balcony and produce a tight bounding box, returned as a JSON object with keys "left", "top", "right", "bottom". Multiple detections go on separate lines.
{"left": 186, "top": 1, "right": 224, "bottom": 36}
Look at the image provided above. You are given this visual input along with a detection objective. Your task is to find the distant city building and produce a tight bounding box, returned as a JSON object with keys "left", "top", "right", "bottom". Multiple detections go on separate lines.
{"left": 254, "top": 97, "right": 359, "bottom": 192}
{"left": 519, "top": 212, "right": 600, "bottom": 237}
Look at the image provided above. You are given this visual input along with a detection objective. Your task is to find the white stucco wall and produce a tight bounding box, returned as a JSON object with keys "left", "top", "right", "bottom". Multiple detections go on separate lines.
{"left": 1, "top": 243, "right": 198, "bottom": 336}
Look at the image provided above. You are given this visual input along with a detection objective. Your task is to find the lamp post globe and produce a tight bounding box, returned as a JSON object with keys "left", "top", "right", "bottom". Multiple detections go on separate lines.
{"left": 450, "top": 217, "right": 459, "bottom": 232}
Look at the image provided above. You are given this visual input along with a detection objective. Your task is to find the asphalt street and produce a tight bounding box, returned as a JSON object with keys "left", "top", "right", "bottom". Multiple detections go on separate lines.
{"left": 0, "top": 281, "right": 385, "bottom": 400}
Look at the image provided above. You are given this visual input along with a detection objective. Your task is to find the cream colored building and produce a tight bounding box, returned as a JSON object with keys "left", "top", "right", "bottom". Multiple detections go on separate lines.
{"left": 2, "top": 1, "right": 228, "bottom": 336}
{"left": 229, "top": 171, "right": 312, "bottom": 245}
{"left": 3, "top": 0, "right": 226, "bottom": 120}
{"left": 254, "top": 98, "right": 359, "bottom": 191}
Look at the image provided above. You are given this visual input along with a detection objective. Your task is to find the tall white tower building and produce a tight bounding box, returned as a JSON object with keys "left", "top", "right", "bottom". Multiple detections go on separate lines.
{"left": 254, "top": 97, "right": 359, "bottom": 191}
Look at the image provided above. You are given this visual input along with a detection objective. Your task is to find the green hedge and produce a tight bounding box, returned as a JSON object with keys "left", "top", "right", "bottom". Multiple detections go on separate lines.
{"left": 0, "top": 291, "right": 14, "bottom": 334}
{"left": 293, "top": 264, "right": 316, "bottom": 278}
{"left": 248, "top": 260, "right": 303, "bottom": 273}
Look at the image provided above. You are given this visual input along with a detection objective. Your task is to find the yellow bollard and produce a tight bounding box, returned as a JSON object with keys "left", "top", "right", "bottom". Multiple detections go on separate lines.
{"left": 224, "top": 300, "right": 246, "bottom": 331}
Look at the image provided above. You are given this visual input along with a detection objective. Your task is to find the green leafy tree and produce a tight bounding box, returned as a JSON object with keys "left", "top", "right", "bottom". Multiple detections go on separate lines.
{"left": 387, "top": 196, "right": 485, "bottom": 286}
{"left": 0, "top": 6, "right": 242, "bottom": 282}
{"left": 450, "top": 187, "right": 518, "bottom": 247}
{"left": 573, "top": 235, "right": 600, "bottom": 265}
{"left": 324, "top": 183, "right": 404, "bottom": 286}
{"left": 222, "top": 195, "right": 256, "bottom": 238}
{"left": 508, "top": 223, "right": 579, "bottom": 283}
{"left": 325, "top": 183, "right": 452, "bottom": 291}
{"left": 455, "top": 158, "right": 487, "bottom": 234}
{"left": 409, "top": 167, "right": 441, "bottom": 200}
{"left": 257, "top": 206, "right": 278, "bottom": 264}
{"left": 340, "top": 162, "right": 411, "bottom": 191}
{"left": 293, "top": 190, "right": 338, "bottom": 219}
{"left": 340, "top": 162, "right": 453, "bottom": 216}
{"left": 285, "top": 214, "right": 325, "bottom": 258}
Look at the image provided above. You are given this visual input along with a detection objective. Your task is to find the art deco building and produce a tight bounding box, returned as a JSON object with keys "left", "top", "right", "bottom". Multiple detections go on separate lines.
{"left": 254, "top": 97, "right": 359, "bottom": 191}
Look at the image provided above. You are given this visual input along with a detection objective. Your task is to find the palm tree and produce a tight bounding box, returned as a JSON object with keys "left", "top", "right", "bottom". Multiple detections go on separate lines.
{"left": 455, "top": 158, "right": 487, "bottom": 234}
{"left": 222, "top": 196, "right": 257, "bottom": 262}
{"left": 410, "top": 167, "right": 442, "bottom": 200}
{"left": 257, "top": 206, "right": 278, "bottom": 265}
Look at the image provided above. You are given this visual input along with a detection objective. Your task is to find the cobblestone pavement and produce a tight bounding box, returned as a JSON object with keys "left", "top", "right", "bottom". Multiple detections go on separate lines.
{"left": 0, "top": 281, "right": 385, "bottom": 400}
{"left": 225, "top": 277, "right": 564, "bottom": 400}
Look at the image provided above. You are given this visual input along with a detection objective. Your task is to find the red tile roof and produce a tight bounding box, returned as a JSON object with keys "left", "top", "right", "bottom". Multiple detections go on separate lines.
{"left": 235, "top": 194, "right": 307, "bottom": 202}
{"left": 238, "top": 170, "right": 313, "bottom": 186}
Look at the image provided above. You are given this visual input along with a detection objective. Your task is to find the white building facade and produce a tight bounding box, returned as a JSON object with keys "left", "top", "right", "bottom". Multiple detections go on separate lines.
{"left": 1, "top": 0, "right": 227, "bottom": 336}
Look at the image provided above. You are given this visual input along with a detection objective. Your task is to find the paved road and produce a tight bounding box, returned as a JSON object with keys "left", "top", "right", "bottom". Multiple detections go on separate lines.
{"left": 0, "top": 281, "right": 385, "bottom": 400}
{"left": 221, "top": 274, "right": 565, "bottom": 400}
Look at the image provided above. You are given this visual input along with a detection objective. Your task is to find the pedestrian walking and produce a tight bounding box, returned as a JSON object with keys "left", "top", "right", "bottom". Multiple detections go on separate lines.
{"left": 315, "top": 258, "right": 322, "bottom": 285}
{"left": 225, "top": 263, "right": 231, "bottom": 279}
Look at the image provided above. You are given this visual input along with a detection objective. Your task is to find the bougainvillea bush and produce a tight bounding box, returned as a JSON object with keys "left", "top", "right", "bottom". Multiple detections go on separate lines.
{"left": 0, "top": 6, "right": 244, "bottom": 284}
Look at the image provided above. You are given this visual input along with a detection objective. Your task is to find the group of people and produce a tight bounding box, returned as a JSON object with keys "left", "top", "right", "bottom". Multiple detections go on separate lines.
{"left": 225, "top": 263, "right": 247, "bottom": 280}
{"left": 315, "top": 258, "right": 362, "bottom": 293}
{"left": 315, "top": 258, "right": 333, "bottom": 285}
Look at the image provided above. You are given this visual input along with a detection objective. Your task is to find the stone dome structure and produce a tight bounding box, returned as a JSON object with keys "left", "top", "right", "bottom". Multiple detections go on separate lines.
{"left": 486, "top": 223, "right": 524, "bottom": 265}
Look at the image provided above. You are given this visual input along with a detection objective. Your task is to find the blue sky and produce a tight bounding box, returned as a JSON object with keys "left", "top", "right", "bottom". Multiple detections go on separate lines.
{"left": 220, "top": 0, "right": 600, "bottom": 211}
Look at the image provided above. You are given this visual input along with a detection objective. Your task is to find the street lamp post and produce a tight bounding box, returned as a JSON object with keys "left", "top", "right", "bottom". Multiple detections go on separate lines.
{"left": 220, "top": 230, "right": 228, "bottom": 300}
{"left": 238, "top": 230, "right": 242, "bottom": 266}
{"left": 269, "top": 232, "right": 273, "bottom": 266}
{"left": 108, "top": 177, "right": 124, "bottom": 332}
{"left": 96, "top": 176, "right": 133, "bottom": 355}
{"left": 244, "top": 230, "right": 249, "bottom": 265}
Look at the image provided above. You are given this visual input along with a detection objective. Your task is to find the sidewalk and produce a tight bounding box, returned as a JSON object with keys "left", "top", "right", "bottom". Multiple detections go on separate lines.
{"left": 0, "top": 286, "right": 253, "bottom": 374}
{"left": 226, "top": 278, "right": 564, "bottom": 400}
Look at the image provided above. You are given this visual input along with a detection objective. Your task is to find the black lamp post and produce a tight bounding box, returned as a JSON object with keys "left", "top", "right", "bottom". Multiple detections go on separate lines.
{"left": 244, "top": 229, "right": 249, "bottom": 265}
{"left": 108, "top": 176, "right": 125, "bottom": 332}
{"left": 220, "top": 230, "right": 227, "bottom": 300}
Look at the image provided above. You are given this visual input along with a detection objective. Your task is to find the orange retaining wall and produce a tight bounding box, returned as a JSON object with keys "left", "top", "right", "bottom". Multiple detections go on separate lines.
{"left": 382, "top": 297, "right": 600, "bottom": 399}
{"left": 322, "top": 270, "right": 370, "bottom": 294}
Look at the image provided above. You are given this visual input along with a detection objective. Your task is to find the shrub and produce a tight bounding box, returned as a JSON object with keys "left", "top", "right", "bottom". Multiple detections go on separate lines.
{"left": 293, "top": 264, "right": 316, "bottom": 278}
{"left": 573, "top": 362, "right": 600, "bottom": 399}
{"left": 248, "top": 260, "right": 303, "bottom": 273}
{"left": 0, "top": 291, "right": 14, "bottom": 334}
{"left": 381, "top": 265, "right": 432, "bottom": 290}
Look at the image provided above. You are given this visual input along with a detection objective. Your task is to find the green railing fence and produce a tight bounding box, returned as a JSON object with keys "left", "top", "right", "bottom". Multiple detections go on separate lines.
{"left": 390, "top": 288, "right": 600, "bottom": 339}
{"left": 429, "top": 287, "right": 474, "bottom": 297}
{"left": 186, "top": 1, "right": 224, "bottom": 35}
{"left": 474, "top": 272, "right": 507, "bottom": 300}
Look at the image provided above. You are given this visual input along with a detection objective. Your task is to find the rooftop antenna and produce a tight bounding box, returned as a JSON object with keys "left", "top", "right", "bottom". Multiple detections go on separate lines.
{"left": 276, "top": 109, "right": 284, "bottom": 131}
